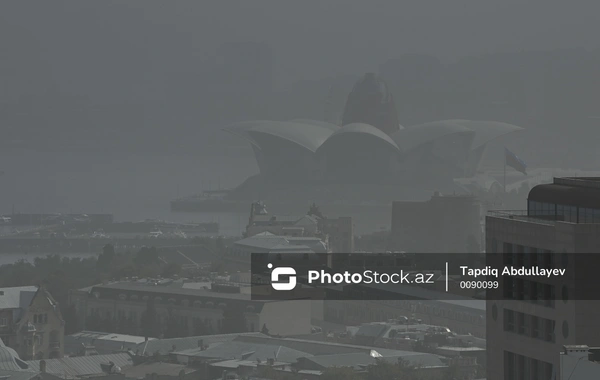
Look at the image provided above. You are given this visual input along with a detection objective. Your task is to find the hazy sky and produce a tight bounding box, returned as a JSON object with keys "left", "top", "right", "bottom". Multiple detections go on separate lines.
{"left": 2, "top": 0, "right": 599, "bottom": 88}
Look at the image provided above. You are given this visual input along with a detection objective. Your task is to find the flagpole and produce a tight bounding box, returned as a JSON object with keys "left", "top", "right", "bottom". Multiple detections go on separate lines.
{"left": 503, "top": 151, "right": 507, "bottom": 193}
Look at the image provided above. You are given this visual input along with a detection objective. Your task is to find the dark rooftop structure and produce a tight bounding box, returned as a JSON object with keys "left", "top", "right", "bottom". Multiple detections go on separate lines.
{"left": 528, "top": 177, "right": 600, "bottom": 209}
{"left": 488, "top": 177, "right": 600, "bottom": 225}
{"left": 341, "top": 73, "right": 400, "bottom": 135}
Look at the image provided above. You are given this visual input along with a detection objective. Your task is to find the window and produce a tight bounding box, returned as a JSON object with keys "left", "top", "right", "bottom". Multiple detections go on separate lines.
{"left": 517, "top": 312, "right": 525, "bottom": 334}
{"left": 0, "top": 318, "right": 8, "bottom": 327}
{"left": 516, "top": 279, "right": 524, "bottom": 300}
{"left": 504, "top": 309, "right": 515, "bottom": 332}
{"left": 594, "top": 209, "right": 600, "bottom": 223}
{"left": 544, "top": 319, "right": 555, "bottom": 342}
{"left": 532, "top": 316, "right": 540, "bottom": 338}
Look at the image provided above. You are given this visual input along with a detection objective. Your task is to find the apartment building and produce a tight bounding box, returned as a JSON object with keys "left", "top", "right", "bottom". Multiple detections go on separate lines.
{"left": 486, "top": 177, "right": 600, "bottom": 380}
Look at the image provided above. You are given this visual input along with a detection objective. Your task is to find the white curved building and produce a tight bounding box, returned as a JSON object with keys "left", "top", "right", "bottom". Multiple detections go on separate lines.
{"left": 222, "top": 118, "right": 522, "bottom": 186}
{"left": 316, "top": 123, "right": 402, "bottom": 183}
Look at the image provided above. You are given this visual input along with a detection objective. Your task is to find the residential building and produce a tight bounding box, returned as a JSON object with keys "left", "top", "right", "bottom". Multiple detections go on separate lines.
{"left": 0, "top": 287, "right": 64, "bottom": 360}
{"left": 392, "top": 192, "right": 481, "bottom": 253}
{"left": 69, "top": 280, "right": 312, "bottom": 338}
{"left": 485, "top": 177, "right": 600, "bottom": 380}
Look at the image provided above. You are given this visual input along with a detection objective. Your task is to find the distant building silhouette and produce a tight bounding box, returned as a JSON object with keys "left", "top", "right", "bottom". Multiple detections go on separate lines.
{"left": 341, "top": 73, "right": 400, "bottom": 135}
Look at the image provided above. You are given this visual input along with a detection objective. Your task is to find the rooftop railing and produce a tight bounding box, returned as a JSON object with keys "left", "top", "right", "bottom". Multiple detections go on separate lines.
{"left": 487, "top": 210, "right": 560, "bottom": 226}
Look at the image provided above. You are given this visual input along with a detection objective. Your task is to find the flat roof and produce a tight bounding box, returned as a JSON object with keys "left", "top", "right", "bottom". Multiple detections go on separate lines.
{"left": 89, "top": 282, "right": 264, "bottom": 302}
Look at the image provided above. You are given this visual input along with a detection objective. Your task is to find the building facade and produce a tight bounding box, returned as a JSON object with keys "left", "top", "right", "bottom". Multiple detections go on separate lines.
{"left": 486, "top": 177, "right": 600, "bottom": 380}
{"left": 69, "top": 281, "right": 312, "bottom": 338}
{"left": 0, "top": 286, "right": 64, "bottom": 360}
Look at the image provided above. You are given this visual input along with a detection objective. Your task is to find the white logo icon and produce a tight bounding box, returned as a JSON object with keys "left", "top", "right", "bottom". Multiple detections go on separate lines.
{"left": 268, "top": 263, "right": 297, "bottom": 291}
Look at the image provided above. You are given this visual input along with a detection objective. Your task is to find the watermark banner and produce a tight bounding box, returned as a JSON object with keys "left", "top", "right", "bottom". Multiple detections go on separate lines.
{"left": 250, "top": 251, "right": 591, "bottom": 301}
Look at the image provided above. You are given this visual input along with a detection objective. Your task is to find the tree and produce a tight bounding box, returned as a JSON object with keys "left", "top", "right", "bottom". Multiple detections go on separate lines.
{"left": 134, "top": 246, "right": 159, "bottom": 266}
{"left": 97, "top": 244, "right": 116, "bottom": 271}
{"left": 162, "top": 262, "right": 181, "bottom": 277}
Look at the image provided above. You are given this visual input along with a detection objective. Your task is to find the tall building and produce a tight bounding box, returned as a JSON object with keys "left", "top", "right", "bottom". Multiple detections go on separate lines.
{"left": 485, "top": 177, "right": 600, "bottom": 380}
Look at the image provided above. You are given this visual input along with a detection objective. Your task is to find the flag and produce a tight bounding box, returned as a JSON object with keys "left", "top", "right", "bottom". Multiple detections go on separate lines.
{"left": 505, "top": 148, "right": 527, "bottom": 175}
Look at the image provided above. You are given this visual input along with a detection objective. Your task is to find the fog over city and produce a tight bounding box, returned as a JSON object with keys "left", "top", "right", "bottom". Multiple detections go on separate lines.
{"left": 1, "top": 2, "right": 600, "bottom": 380}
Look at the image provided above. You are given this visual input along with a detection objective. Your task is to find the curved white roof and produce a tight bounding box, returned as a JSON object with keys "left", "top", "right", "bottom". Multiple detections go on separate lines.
{"left": 222, "top": 120, "right": 335, "bottom": 152}
{"left": 394, "top": 119, "right": 523, "bottom": 152}
{"left": 288, "top": 119, "right": 340, "bottom": 131}
{"left": 0, "top": 344, "right": 25, "bottom": 371}
{"left": 221, "top": 120, "right": 272, "bottom": 147}
{"left": 444, "top": 119, "right": 523, "bottom": 148}
{"left": 391, "top": 120, "right": 474, "bottom": 152}
{"left": 319, "top": 123, "right": 401, "bottom": 152}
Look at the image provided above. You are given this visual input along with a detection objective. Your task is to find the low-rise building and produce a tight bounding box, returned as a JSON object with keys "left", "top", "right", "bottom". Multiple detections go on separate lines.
{"left": 69, "top": 280, "right": 312, "bottom": 338}
{"left": 245, "top": 202, "right": 354, "bottom": 253}
{"left": 0, "top": 287, "right": 65, "bottom": 360}
{"left": 324, "top": 284, "right": 486, "bottom": 338}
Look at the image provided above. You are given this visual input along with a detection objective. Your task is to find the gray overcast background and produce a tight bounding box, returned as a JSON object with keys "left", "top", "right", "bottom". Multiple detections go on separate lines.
{"left": 2, "top": 0, "right": 599, "bottom": 88}
{"left": 1, "top": 0, "right": 600, "bottom": 222}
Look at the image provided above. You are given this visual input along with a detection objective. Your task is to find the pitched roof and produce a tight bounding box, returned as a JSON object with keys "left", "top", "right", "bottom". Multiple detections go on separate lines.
{"left": 26, "top": 353, "right": 133, "bottom": 377}
{"left": 137, "top": 333, "right": 267, "bottom": 356}
{"left": 175, "top": 341, "right": 312, "bottom": 364}
{"left": 0, "top": 287, "right": 38, "bottom": 310}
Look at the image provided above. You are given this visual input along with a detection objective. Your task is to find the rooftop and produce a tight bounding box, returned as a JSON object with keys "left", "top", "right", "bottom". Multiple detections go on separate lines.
{"left": 138, "top": 333, "right": 267, "bottom": 356}
{"left": 26, "top": 353, "right": 133, "bottom": 377}
{"left": 0, "top": 370, "right": 40, "bottom": 380}
{"left": 528, "top": 177, "right": 600, "bottom": 209}
{"left": 121, "top": 362, "right": 196, "bottom": 379}
{"left": 0, "top": 287, "right": 38, "bottom": 311}
{"left": 298, "top": 351, "right": 445, "bottom": 370}
{"left": 84, "top": 282, "right": 271, "bottom": 304}
{"left": 175, "top": 341, "right": 313, "bottom": 364}
{"left": 68, "top": 331, "right": 154, "bottom": 345}
{"left": 487, "top": 209, "right": 600, "bottom": 225}
{"left": 333, "top": 283, "right": 486, "bottom": 312}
